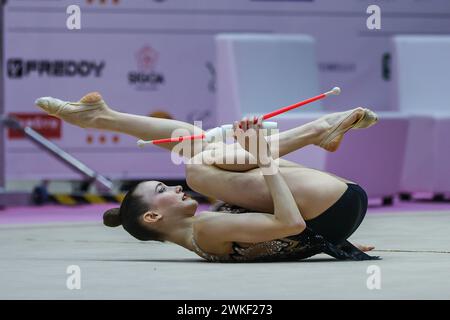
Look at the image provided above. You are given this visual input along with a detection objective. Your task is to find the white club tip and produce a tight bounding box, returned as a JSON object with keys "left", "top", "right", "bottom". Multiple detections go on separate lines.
{"left": 331, "top": 87, "right": 341, "bottom": 95}
{"left": 324, "top": 87, "right": 341, "bottom": 97}
{"left": 137, "top": 139, "right": 150, "bottom": 148}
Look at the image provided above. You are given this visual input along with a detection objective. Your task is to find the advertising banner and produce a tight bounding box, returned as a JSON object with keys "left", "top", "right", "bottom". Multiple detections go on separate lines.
{"left": 4, "top": 0, "right": 450, "bottom": 179}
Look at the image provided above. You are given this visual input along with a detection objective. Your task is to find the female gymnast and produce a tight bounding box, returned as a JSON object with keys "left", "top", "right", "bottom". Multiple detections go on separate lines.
{"left": 35, "top": 92, "right": 380, "bottom": 262}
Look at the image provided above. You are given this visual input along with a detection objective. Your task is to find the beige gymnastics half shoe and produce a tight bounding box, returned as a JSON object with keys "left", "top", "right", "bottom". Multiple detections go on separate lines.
{"left": 318, "top": 107, "right": 378, "bottom": 152}
{"left": 35, "top": 92, "right": 107, "bottom": 128}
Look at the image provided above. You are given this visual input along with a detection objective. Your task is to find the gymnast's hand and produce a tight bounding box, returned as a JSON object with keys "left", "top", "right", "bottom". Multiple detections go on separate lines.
{"left": 233, "top": 116, "right": 273, "bottom": 170}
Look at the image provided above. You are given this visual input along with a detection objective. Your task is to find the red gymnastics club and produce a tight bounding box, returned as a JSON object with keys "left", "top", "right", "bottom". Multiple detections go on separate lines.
{"left": 137, "top": 87, "right": 341, "bottom": 147}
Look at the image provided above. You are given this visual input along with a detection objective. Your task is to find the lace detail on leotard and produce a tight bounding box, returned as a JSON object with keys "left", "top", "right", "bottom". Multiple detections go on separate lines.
{"left": 190, "top": 201, "right": 380, "bottom": 262}
{"left": 191, "top": 235, "right": 230, "bottom": 262}
{"left": 191, "top": 235, "right": 308, "bottom": 263}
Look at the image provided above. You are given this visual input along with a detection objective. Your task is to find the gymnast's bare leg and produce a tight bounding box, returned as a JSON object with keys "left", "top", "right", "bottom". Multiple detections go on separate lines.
{"left": 35, "top": 92, "right": 366, "bottom": 164}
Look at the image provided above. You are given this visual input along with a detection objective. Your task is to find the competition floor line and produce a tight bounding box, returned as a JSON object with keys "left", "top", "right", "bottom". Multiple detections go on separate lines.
{"left": 0, "top": 207, "right": 449, "bottom": 299}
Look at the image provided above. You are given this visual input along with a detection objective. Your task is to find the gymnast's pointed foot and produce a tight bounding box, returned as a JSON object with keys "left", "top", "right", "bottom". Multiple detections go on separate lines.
{"left": 315, "top": 107, "right": 378, "bottom": 152}
{"left": 35, "top": 92, "right": 110, "bottom": 128}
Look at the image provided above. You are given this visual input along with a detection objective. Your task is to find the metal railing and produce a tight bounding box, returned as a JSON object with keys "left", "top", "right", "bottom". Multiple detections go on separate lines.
{"left": 0, "top": 0, "right": 114, "bottom": 207}
{"left": 1, "top": 115, "right": 114, "bottom": 191}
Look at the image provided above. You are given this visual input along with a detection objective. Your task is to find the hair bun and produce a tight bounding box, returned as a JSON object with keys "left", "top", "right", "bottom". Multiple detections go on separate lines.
{"left": 103, "top": 208, "right": 122, "bottom": 227}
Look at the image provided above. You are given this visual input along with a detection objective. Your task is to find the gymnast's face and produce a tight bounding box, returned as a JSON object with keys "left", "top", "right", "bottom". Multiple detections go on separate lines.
{"left": 135, "top": 180, "right": 198, "bottom": 216}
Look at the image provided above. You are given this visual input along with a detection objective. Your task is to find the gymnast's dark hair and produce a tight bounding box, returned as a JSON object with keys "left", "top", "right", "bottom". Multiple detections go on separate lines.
{"left": 102, "top": 183, "right": 165, "bottom": 242}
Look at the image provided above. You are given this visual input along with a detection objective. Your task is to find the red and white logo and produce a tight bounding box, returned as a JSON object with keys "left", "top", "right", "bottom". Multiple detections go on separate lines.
{"left": 135, "top": 46, "right": 159, "bottom": 71}
{"left": 129, "top": 45, "right": 164, "bottom": 89}
{"left": 8, "top": 113, "right": 62, "bottom": 139}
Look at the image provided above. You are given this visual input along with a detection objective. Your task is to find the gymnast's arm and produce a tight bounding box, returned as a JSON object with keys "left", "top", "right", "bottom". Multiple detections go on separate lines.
{"left": 195, "top": 118, "right": 306, "bottom": 243}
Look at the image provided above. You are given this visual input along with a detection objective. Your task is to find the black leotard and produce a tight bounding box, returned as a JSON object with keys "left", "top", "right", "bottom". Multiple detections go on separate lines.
{"left": 192, "top": 183, "right": 380, "bottom": 262}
